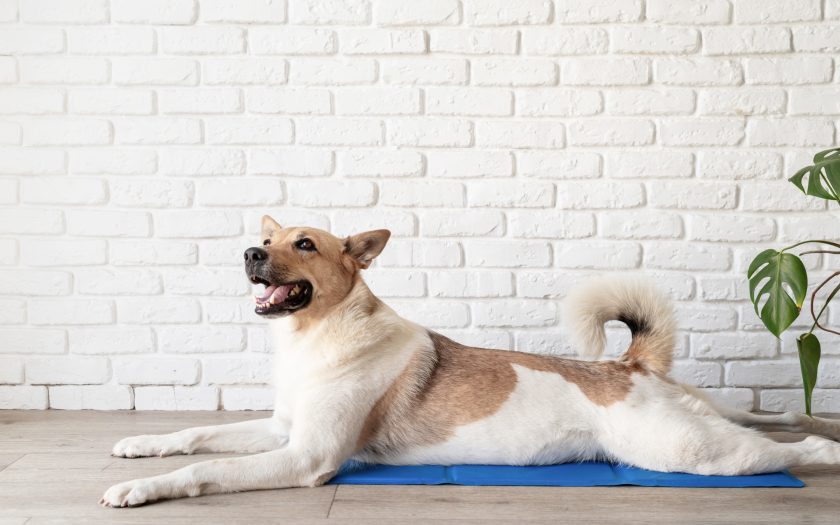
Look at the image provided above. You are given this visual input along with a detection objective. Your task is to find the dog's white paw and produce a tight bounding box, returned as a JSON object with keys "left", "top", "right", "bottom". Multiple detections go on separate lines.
{"left": 111, "top": 435, "right": 186, "bottom": 458}
{"left": 100, "top": 479, "right": 156, "bottom": 508}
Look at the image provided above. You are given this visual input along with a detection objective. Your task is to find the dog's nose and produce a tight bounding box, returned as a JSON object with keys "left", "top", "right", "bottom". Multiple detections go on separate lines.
{"left": 244, "top": 247, "right": 268, "bottom": 263}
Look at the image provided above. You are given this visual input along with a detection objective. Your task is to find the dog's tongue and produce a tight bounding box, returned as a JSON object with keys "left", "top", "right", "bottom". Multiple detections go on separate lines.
{"left": 256, "top": 284, "right": 293, "bottom": 304}
{"left": 256, "top": 285, "right": 277, "bottom": 302}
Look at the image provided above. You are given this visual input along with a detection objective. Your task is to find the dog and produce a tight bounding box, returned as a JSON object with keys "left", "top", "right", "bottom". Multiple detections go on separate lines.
{"left": 101, "top": 215, "right": 840, "bottom": 507}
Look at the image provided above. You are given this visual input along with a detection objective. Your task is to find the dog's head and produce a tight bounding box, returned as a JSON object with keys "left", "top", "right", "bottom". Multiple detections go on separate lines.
{"left": 244, "top": 215, "right": 390, "bottom": 319}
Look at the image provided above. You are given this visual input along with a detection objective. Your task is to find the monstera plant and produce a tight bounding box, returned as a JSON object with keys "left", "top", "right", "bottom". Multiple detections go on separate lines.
{"left": 747, "top": 147, "right": 840, "bottom": 416}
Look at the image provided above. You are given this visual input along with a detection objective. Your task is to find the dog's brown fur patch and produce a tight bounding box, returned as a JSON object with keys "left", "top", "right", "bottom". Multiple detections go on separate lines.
{"left": 357, "top": 331, "right": 646, "bottom": 456}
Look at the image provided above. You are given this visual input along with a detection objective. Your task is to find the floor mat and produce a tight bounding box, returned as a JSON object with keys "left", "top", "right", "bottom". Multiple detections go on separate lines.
{"left": 329, "top": 461, "right": 804, "bottom": 488}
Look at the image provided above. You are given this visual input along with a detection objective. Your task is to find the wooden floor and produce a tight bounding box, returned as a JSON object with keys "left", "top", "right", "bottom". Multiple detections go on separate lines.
{"left": 1, "top": 411, "right": 840, "bottom": 525}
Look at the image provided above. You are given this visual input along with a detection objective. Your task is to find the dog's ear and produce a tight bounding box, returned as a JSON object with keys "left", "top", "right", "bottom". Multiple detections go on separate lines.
{"left": 344, "top": 229, "right": 391, "bottom": 269}
{"left": 261, "top": 215, "right": 281, "bottom": 242}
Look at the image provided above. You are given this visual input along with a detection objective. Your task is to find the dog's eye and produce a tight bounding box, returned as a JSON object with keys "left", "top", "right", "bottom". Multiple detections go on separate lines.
{"left": 295, "top": 238, "right": 316, "bottom": 252}
{"left": 262, "top": 239, "right": 270, "bottom": 246}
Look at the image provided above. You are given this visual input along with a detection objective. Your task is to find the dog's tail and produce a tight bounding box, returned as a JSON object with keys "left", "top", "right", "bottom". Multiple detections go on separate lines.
{"left": 562, "top": 276, "right": 676, "bottom": 375}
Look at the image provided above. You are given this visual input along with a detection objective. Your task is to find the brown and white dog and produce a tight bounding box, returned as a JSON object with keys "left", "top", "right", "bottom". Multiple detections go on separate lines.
{"left": 102, "top": 216, "right": 840, "bottom": 507}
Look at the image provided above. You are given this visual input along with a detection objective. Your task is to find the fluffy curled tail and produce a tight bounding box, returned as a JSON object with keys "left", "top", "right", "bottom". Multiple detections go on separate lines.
{"left": 562, "top": 276, "right": 677, "bottom": 375}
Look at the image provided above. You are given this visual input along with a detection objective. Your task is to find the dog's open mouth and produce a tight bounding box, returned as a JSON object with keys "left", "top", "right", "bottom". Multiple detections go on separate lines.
{"left": 250, "top": 276, "right": 313, "bottom": 316}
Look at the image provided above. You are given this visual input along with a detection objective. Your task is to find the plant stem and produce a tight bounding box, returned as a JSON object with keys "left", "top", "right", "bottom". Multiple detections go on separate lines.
{"left": 808, "top": 272, "right": 840, "bottom": 336}
{"left": 782, "top": 240, "right": 840, "bottom": 253}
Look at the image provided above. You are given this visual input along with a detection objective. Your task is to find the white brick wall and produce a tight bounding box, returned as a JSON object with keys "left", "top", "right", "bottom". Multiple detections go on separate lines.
{"left": 0, "top": 0, "right": 838, "bottom": 412}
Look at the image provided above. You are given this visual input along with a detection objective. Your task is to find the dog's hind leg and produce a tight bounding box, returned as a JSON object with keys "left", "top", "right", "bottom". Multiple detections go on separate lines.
{"left": 602, "top": 403, "right": 840, "bottom": 475}
{"left": 112, "top": 417, "right": 289, "bottom": 458}
{"left": 684, "top": 385, "right": 840, "bottom": 441}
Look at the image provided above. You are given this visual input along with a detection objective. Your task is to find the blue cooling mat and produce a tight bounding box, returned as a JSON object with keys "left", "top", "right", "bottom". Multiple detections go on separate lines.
{"left": 329, "top": 461, "right": 803, "bottom": 488}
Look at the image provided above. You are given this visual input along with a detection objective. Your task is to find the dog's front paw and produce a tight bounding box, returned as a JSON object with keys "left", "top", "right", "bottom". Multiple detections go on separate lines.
{"left": 112, "top": 435, "right": 186, "bottom": 458}
{"left": 100, "top": 479, "right": 156, "bottom": 508}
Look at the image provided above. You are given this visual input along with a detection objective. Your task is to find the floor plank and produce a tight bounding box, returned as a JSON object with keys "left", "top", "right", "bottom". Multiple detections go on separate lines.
{"left": 0, "top": 454, "right": 22, "bottom": 472}
{"left": 2, "top": 410, "right": 840, "bottom": 524}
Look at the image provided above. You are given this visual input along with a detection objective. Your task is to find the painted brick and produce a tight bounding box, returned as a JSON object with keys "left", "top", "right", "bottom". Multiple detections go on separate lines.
{"left": 0, "top": 28, "right": 65, "bottom": 54}
{"left": 382, "top": 58, "right": 468, "bottom": 85}
{"left": 111, "top": 179, "right": 194, "bottom": 208}
{"left": 703, "top": 27, "right": 790, "bottom": 55}
{"left": 556, "top": 182, "right": 645, "bottom": 209}
{"left": 427, "top": 150, "right": 512, "bottom": 178}
{"left": 646, "top": 0, "right": 730, "bottom": 24}
{"left": 290, "top": 0, "right": 370, "bottom": 25}
{"left": 430, "top": 29, "right": 518, "bottom": 55}
{"left": 793, "top": 26, "right": 840, "bottom": 52}
{"left": 114, "top": 358, "right": 200, "bottom": 386}
{"left": 645, "top": 243, "right": 732, "bottom": 271}
{"left": 298, "top": 118, "right": 384, "bottom": 146}
{"left": 117, "top": 298, "right": 202, "bottom": 324}
{"left": 745, "top": 57, "right": 833, "bottom": 85}
{"left": 112, "top": 0, "right": 197, "bottom": 24}
{"left": 69, "top": 327, "right": 155, "bottom": 355}
{"left": 67, "top": 210, "right": 150, "bottom": 237}
{"left": 50, "top": 385, "right": 133, "bottom": 410}
{"left": 563, "top": 58, "right": 649, "bottom": 86}
{"left": 476, "top": 121, "right": 563, "bottom": 148}
{"left": 289, "top": 58, "right": 377, "bottom": 85}
{"left": 733, "top": 0, "right": 820, "bottom": 23}
{"left": 251, "top": 149, "right": 334, "bottom": 176}
{"left": 518, "top": 89, "right": 602, "bottom": 117}
{"left": 518, "top": 152, "right": 601, "bottom": 179}
{"left": 422, "top": 210, "right": 505, "bottom": 237}
{"left": 201, "top": 0, "right": 285, "bottom": 23}
{"left": 698, "top": 89, "right": 785, "bottom": 116}
{"left": 68, "top": 27, "right": 156, "bottom": 55}
{"left": 339, "top": 149, "right": 422, "bottom": 177}
{"left": 611, "top": 27, "right": 699, "bottom": 54}
{"left": 388, "top": 119, "right": 472, "bottom": 147}
{"left": 21, "top": 0, "right": 108, "bottom": 24}
{"left": 601, "top": 211, "right": 683, "bottom": 239}
{"left": 27, "top": 356, "right": 110, "bottom": 385}
{"left": 205, "top": 58, "right": 287, "bottom": 85}
{"left": 20, "top": 57, "right": 109, "bottom": 84}
{"left": 20, "top": 239, "right": 107, "bottom": 266}
{"left": 522, "top": 27, "right": 609, "bottom": 55}
{"left": 247, "top": 87, "right": 330, "bottom": 114}
{"left": 250, "top": 27, "right": 335, "bottom": 55}
{"left": 0, "top": 386, "right": 49, "bottom": 409}
{"left": 649, "top": 182, "right": 736, "bottom": 210}
{"left": 427, "top": 88, "right": 512, "bottom": 117}
{"left": 654, "top": 58, "right": 742, "bottom": 86}
{"left": 75, "top": 269, "right": 163, "bottom": 295}
{"left": 336, "top": 87, "right": 421, "bottom": 115}
{"left": 0, "top": 209, "right": 64, "bottom": 235}
{"left": 376, "top": 0, "right": 459, "bottom": 25}
{"left": 469, "top": 181, "right": 554, "bottom": 208}
{"left": 555, "top": 0, "right": 642, "bottom": 23}
{"left": 464, "top": 241, "right": 551, "bottom": 268}
{"left": 509, "top": 211, "right": 595, "bottom": 239}
{"left": 113, "top": 59, "right": 199, "bottom": 86}
{"left": 161, "top": 27, "right": 245, "bottom": 54}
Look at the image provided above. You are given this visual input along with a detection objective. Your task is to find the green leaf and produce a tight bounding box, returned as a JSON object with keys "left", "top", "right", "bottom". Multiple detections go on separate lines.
{"left": 746, "top": 250, "right": 807, "bottom": 337}
{"left": 797, "top": 333, "right": 821, "bottom": 417}
{"left": 788, "top": 153, "right": 840, "bottom": 202}
{"left": 812, "top": 146, "right": 840, "bottom": 163}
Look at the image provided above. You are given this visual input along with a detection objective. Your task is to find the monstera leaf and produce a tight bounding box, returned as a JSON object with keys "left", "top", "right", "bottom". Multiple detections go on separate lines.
{"left": 797, "top": 332, "right": 821, "bottom": 416}
{"left": 789, "top": 147, "right": 840, "bottom": 202}
{"left": 747, "top": 249, "right": 807, "bottom": 337}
